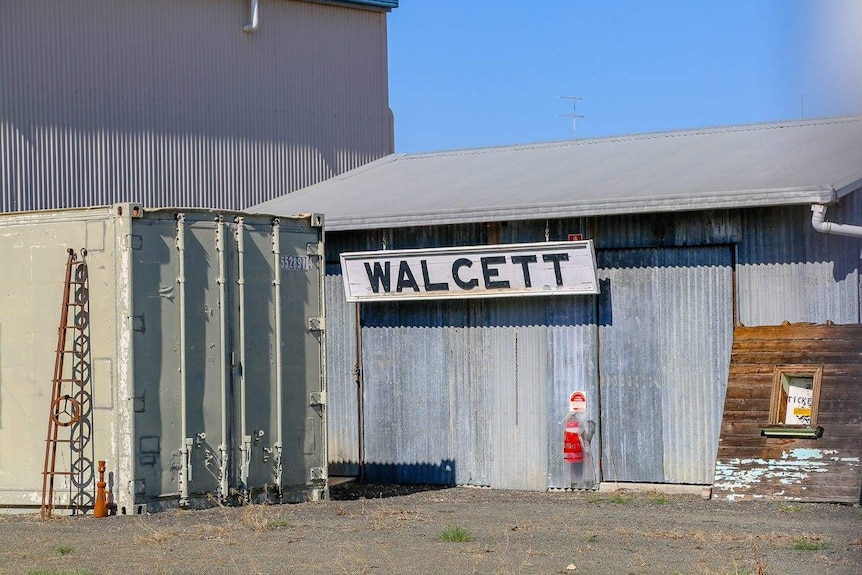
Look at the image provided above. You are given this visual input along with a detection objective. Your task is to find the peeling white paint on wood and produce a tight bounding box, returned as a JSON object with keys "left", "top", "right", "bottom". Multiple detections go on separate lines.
{"left": 714, "top": 448, "right": 839, "bottom": 500}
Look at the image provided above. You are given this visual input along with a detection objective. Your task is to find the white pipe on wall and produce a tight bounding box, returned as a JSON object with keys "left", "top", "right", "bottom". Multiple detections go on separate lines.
{"left": 271, "top": 219, "right": 284, "bottom": 493}
{"left": 176, "top": 214, "right": 190, "bottom": 506}
{"left": 811, "top": 204, "right": 862, "bottom": 239}
{"left": 243, "top": 0, "right": 259, "bottom": 33}
{"left": 215, "top": 217, "right": 230, "bottom": 502}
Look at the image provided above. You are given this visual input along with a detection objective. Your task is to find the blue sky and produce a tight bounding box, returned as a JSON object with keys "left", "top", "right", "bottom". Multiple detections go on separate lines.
{"left": 387, "top": 0, "right": 862, "bottom": 153}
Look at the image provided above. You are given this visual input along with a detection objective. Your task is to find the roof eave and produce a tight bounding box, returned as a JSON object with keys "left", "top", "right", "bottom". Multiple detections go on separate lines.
{"left": 322, "top": 186, "right": 837, "bottom": 232}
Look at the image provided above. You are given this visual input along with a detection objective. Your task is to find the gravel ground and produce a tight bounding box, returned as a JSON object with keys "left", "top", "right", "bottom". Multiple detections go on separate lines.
{"left": 1, "top": 483, "right": 860, "bottom": 575}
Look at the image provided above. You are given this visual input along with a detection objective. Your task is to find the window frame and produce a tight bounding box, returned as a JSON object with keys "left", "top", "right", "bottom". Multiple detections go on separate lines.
{"left": 763, "top": 365, "right": 823, "bottom": 437}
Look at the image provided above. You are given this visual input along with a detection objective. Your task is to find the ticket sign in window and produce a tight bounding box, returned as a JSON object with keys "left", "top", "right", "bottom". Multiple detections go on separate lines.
{"left": 783, "top": 376, "right": 814, "bottom": 425}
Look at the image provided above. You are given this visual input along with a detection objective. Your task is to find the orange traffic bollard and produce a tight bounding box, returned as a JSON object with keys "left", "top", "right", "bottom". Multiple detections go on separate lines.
{"left": 94, "top": 460, "right": 108, "bottom": 518}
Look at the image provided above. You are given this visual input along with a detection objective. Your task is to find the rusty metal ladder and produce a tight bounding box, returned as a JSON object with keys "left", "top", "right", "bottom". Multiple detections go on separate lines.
{"left": 41, "top": 248, "right": 92, "bottom": 518}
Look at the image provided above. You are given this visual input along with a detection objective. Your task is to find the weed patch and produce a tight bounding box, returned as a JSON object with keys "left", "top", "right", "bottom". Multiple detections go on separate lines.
{"left": 55, "top": 546, "right": 73, "bottom": 556}
{"left": 440, "top": 524, "right": 473, "bottom": 542}
{"left": 791, "top": 537, "right": 829, "bottom": 551}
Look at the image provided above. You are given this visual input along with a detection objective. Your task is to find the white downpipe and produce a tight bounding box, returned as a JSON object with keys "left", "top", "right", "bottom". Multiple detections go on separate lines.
{"left": 271, "top": 219, "right": 284, "bottom": 494}
{"left": 176, "top": 214, "right": 190, "bottom": 505}
{"left": 243, "top": 0, "right": 259, "bottom": 33}
{"left": 811, "top": 204, "right": 862, "bottom": 239}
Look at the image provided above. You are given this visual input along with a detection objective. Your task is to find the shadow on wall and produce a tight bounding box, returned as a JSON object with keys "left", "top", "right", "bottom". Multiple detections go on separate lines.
{"left": 360, "top": 296, "right": 598, "bottom": 330}
{"left": 334, "top": 460, "right": 457, "bottom": 487}
{"left": 329, "top": 481, "right": 453, "bottom": 501}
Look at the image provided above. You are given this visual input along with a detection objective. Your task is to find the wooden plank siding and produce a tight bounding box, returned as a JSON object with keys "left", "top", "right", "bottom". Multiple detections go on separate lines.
{"left": 713, "top": 323, "right": 862, "bottom": 503}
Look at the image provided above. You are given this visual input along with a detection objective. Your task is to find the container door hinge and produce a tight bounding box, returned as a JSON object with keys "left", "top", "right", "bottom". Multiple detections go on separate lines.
{"left": 124, "top": 234, "right": 143, "bottom": 250}
{"left": 309, "top": 391, "right": 326, "bottom": 407}
{"left": 309, "top": 467, "right": 327, "bottom": 482}
{"left": 306, "top": 242, "right": 324, "bottom": 257}
{"left": 307, "top": 316, "right": 325, "bottom": 332}
{"left": 309, "top": 214, "right": 324, "bottom": 229}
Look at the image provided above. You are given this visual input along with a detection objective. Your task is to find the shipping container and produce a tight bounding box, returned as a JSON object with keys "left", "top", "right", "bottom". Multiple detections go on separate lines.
{"left": 0, "top": 204, "right": 326, "bottom": 514}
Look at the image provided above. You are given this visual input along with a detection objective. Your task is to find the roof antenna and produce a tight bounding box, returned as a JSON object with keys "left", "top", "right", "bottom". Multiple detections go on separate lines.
{"left": 560, "top": 96, "right": 584, "bottom": 139}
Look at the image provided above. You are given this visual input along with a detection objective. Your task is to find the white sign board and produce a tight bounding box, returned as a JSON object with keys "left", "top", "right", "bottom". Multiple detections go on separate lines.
{"left": 340, "top": 240, "right": 599, "bottom": 302}
{"left": 784, "top": 379, "right": 813, "bottom": 425}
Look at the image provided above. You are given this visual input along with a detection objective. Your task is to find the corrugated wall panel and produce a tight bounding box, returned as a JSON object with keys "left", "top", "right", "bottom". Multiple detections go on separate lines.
{"left": 357, "top": 296, "right": 598, "bottom": 490}
{"left": 446, "top": 305, "right": 491, "bottom": 487}
{"left": 598, "top": 247, "right": 733, "bottom": 484}
{"left": 737, "top": 203, "right": 861, "bottom": 326}
{"left": 325, "top": 270, "right": 360, "bottom": 475}
{"left": 361, "top": 302, "right": 455, "bottom": 484}
{"left": 545, "top": 299, "right": 599, "bottom": 489}
{"left": 487, "top": 309, "right": 549, "bottom": 491}
{"left": 0, "top": 0, "right": 392, "bottom": 213}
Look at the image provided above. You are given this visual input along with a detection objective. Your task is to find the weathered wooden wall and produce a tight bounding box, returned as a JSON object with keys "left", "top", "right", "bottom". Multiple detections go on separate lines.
{"left": 714, "top": 323, "right": 862, "bottom": 503}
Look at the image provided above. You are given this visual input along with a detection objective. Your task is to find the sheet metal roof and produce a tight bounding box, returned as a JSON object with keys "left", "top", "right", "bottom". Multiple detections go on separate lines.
{"left": 253, "top": 116, "right": 862, "bottom": 231}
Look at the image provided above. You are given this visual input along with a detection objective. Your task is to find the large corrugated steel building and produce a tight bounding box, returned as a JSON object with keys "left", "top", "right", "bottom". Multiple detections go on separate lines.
{"left": 254, "top": 116, "right": 862, "bottom": 493}
{"left": 1, "top": 0, "right": 397, "bottom": 213}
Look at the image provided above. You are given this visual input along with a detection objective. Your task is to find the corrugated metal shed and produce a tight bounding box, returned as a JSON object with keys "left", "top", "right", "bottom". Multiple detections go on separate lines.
{"left": 323, "top": 200, "right": 861, "bottom": 490}
{"left": 253, "top": 116, "right": 862, "bottom": 230}
{"left": 1, "top": 0, "right": 394, "bottom": 213}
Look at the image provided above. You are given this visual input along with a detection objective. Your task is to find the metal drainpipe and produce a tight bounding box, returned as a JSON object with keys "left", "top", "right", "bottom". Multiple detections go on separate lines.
{"left": 176, "top": 214, "right": 190, "bottom": 506}
{"left": 215, "top": 217, "right": 229, "bottom": 502}
{"left": 243, "top": 0, "right": 259, "bottom": 33}
{"left": 354, "top": 302, "right": 364, "bottom": 481}
{"left": 811, "top": 203, "right": 862, "bottom": 325}
{"left": 235, "top": 217, "right": 251, "bottom": 497}
{"left": 811, "top": 204, "right": 862, "bottom": 239}
{"left": 271, "top": 219, "right": 284, "bottom": 496}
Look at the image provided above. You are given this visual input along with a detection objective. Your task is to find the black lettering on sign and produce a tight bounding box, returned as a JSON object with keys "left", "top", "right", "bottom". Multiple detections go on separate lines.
{"left": 396, "top": 261, "right": 420, "bottom": 293}
{"left": 542, "top": 253, "right": 569, "bottom": 286}
{"left": 481, "top": 256, "right": 510, "bottom": 289}
{"left": 510, "top": 255, "right": 538, "bottom": 287}
{"left": 452, "top": 258, "right": 478, "bottom": 290}
{"left": 420, "top": 260, "right": 449, "bottom": 291}
{"left": 364, "top": 261, "right": 391, "bottom": 293}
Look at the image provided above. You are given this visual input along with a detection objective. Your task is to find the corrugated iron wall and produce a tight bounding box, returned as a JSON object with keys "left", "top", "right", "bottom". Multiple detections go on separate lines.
{"left": 597, "top": 247, "right": 733, "bottom": 484}
{"left": 324, "top": 202, "right": 861, "bottom": 489}
{"left": 357, "top": 297, "right": 597, "bottom": 489}
{"left": 325, "top": 268, "right": 360, "bottom": 475}
{"left": 736, "top": 198, "right": 862, "bottom": 326}
{"left": 0, "top": 0, "right": 392, "bottom": 213}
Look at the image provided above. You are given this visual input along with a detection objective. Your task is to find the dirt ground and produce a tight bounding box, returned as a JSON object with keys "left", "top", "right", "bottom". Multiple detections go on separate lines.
{"left": 1, "top": 483, "right": 860, "bottom": 575}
